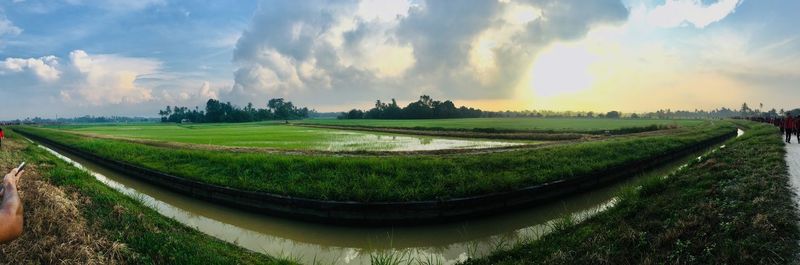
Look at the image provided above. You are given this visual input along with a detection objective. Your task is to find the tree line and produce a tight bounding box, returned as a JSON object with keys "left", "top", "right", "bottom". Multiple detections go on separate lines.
{"left": 336, "top": 97, "right": 775, "bottom": 120}
{"left": 339, "top": 95, "right": 483, "bottom": 119}
{"left": 158, "top": 98, "right": 310, "bottom": 123}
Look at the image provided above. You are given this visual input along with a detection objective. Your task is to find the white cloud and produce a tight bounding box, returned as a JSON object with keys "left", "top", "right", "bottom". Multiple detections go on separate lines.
{"left": 67, "top": 50, "right": 160, "bottom": 105}
{"left": 0, "top": 55, "right": 61, "bottom": 81}
{"left": 356, "top": 0, "right": 411, "bottom": 22}
{"left": 0, "top": 15, "right": 22, "bottom": 37}
{"left": 199, "top": 81, "right": 218, "bottom": 99}
{"left": 644, "top": 0, "right": 742, "bottom": 28}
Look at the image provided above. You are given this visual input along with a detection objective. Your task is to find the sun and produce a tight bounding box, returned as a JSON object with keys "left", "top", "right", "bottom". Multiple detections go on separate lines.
{"left": 529, "top": 43, "right": 598, "bottom": 98}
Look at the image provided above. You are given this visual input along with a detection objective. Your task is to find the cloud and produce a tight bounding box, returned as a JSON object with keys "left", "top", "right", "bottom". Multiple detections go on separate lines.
{"left": 644, "top": 0, "right": 742, "bottom": 28}
{"left": 0, "top": 50, "right": 165, "bottom": 106}
{"left": 65, "top": 50, "right": 160, "bottom": 105}
{"left": 0, "top": 14, "right": 22, "bottom": 37}
{"left": 0, "top": 55, "right": 60, "bottom": 81}
{"left": 199, "top": 81, "right": 218, "bottom": 99}
{"left": 230, "top": 0, "right": 629, "bottom": 106}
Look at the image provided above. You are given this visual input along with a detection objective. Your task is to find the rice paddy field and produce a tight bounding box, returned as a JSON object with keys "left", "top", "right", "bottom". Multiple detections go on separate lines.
{"left": 299, "top": 118, "right": 705, "bottom": 133}
{"left": 52, "top": 122, "right": 529, "bottom": 151}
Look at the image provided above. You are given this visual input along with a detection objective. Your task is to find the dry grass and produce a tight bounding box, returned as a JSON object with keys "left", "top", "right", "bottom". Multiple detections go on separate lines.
{"left": 0, "top": 137, "right": 126, "bottom": 264}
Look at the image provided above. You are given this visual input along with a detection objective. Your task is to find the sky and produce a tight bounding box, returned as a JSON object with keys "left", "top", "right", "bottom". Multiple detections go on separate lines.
{"left": 0, "top": 0, "right": 798, "bottom": 119}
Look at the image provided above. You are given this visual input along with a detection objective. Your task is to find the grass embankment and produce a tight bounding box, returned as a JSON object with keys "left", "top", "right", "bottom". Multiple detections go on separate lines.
{"left": 18, "top": 122, "right": 734, "bottom": 202}
{"left": 1, "top": 131, "right": 289, "bottom": 264}
{"left": 464, "top": 122, "right": 799, "bottom": 264}
{"left": 299, "top": 118, "right": 705, "bottom": 134}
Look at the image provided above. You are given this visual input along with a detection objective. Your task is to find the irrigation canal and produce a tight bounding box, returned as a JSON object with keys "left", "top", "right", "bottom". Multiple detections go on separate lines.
{"left": 26, "top": 129, "right": 743, "bottom": 265}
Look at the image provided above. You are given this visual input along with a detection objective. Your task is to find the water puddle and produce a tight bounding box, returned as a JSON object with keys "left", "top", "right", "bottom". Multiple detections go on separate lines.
{"left": 320, "top": 132, "right": 525, "bottom": 151}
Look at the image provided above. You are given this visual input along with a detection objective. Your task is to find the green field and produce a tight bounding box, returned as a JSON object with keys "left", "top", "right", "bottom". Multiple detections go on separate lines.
{"left": 17, "top": 122, "right": 736, "bottom": 202}
{"left": 300, "top": 118, "right": 705, "bottom": 132}
{"left": 54, "top": 123, "right": 527, "bottom": 151}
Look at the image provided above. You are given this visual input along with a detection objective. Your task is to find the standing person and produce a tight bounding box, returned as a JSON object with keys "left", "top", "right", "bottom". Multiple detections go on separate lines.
{"left": 779, "top": 117, "right": 785, "bottom": 135}
{"left": 0, "top": 167, "right": 24, "bottom": 243}
{"left": 796, "top": 115, "right": 800, "bottom": 142}
{"left": 0, "top": 128, "right": 4, "bottom": 148}
{"left": 786, "top": 113, "right": 795, "bottom": 143}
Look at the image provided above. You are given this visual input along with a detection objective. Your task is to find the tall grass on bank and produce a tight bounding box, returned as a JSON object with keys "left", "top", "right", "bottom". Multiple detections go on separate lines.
{"left": 17, "top": 123, "right": 734, "bottom": 202}
{"left": 463, "top": 122, "right": 800, "bottom": 264}
{"left": 6, "top": 131, "right": 289, "bottom": 264}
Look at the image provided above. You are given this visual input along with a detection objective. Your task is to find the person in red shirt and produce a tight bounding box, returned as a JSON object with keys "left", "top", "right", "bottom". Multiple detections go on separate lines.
{"left": 0, "top": 128, "right": 4, "bottom": 148}
{"left": 786, "top": 113, "right": 795, "bottom": 143}
{"left": 795, "top": 116, "right": 800, "bottom": 142}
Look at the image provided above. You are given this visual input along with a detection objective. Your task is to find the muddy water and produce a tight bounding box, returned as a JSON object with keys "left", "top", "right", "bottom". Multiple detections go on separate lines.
{"left": 32, "top": 132, "right": 737, "bottom": 265}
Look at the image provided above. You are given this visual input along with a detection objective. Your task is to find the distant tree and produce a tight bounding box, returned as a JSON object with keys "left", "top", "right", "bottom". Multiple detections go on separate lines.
{"left": 339, "top": 109, "right": 365, "bottom": 119}
{"left": 605, "top": 111, "right": 621, "bottom": 119}
{"left": 159, "top": 97, "right": 309, "bottom": 123}
{"left": 740, "top": 102, "right": 751, "bottom": 116}
{"left": 343, "top": 95, "right": 483, "bottom": 120}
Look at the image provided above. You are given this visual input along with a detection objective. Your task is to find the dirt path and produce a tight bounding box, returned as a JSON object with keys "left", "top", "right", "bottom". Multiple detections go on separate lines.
{"left": 786, "top": 142, "right": 800, "bottom": 206}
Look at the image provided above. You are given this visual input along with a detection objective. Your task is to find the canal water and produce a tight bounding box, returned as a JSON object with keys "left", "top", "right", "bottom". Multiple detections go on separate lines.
{"left": 29, "top": 129, "right": 741, "bottom": 264}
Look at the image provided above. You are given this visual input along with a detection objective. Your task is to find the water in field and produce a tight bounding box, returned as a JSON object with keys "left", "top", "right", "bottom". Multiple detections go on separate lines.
{"left": 320, "top": 131, "right": 525, "bottom": 151}
{"left": 32, "top": 137, "right": 729, "bottom": 265}
{"left": 63, "top": 124, "right": 528, "bottom": 151}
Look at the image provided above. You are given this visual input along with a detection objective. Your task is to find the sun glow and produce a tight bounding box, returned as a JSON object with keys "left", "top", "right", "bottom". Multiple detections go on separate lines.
{"left": 529, "top": 43, "right": 598, "bottom": 98}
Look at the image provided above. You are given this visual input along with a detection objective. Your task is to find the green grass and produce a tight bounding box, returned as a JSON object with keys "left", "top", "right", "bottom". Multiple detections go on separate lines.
{"left": 3, "top": 131, "right": 289, "bottom": 264}
{"left": 300, "top": 118, "right": 705, "bottom": 133}
{"left": 463, "top": 121, "right": 799, "bottom": 264}
{"left": 17, "top": 122, "right": 735, "bottom": 202}
{"left": 51, "top": 122, "right": 525, "bottom": 151}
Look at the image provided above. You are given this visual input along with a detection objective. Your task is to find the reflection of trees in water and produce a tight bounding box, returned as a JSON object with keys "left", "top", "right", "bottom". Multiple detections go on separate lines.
{"left": 419, "top": 138, "right": 433, "bottom": 145}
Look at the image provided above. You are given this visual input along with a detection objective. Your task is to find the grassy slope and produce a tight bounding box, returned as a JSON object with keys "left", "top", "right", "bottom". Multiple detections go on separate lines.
{"left": 5, "top": 131, "right": 290, "bottom": 265}
{"left": 300, "top": 118, "right": 704, "bottom": 133}
{"left": 53, "top": 123, "right": 523, "bottom": 151}
{"left": 464, "top": 122, "right": 800, "bottom": 264}
{"left": 18, "top": 123, "right": 734, "bottom": 202}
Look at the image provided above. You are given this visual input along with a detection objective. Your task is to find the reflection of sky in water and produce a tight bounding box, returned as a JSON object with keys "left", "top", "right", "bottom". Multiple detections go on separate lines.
{"left": 321, "top": 131, "right": 523, "bottom": 151}
{"left": 33, "top": 134, "right": 731, "bottom": 265}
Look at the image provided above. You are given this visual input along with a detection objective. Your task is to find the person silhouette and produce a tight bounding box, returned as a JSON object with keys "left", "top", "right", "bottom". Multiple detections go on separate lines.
{"left": 785, "top": 113, "right": 795, "bottom": 143}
